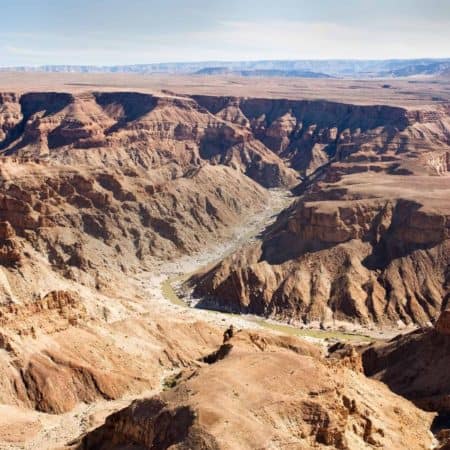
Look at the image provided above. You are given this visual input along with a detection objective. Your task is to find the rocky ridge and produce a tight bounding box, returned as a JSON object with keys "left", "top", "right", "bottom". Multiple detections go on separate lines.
{"left": 361, "top": 309, "right": 450, "bottom": 413}
{"left": 189, "top": 98, "right": 450, "bottom": 327}
{"left": 322, "top": 310, "right": 450, "bottom": 449}
{"left": 74, "top": 329, "right": 434, "bottom": 450}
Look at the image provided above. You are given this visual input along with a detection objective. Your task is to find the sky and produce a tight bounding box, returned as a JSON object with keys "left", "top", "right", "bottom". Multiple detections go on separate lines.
{"left": 0, "top": 0, "right": 449, "bottom": 66}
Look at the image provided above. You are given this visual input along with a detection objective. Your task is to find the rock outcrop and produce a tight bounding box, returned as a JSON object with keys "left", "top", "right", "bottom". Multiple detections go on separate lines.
{"left": 189, "top": 101, "right": 450, "bottom": 327}
{"left": 75, "top": 329, "right": 434, "bottom": 450}
{"left": 360, "top": 310, "right": 450, "bottom": 413}
{"left": 0, "top": 316, "right": 223, "bottom": 414}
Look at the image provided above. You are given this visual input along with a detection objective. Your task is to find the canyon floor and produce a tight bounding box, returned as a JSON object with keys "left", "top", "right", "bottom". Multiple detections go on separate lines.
{"left": 0, "top": 73, "right": 448, "bottom": 449}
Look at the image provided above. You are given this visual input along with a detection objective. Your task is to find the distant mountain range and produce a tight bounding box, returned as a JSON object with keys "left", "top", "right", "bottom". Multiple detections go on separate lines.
{"left": 1, "top": 58, "right": 450, "bottom": 78}
{"left": 193, "top": 68, "right": 332, "bottom": 78}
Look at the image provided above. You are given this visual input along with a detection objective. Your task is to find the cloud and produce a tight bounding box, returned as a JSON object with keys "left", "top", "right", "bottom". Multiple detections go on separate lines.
{"left": 186, "top": 19, "right": 450, "bottom": 60}
{"left": 1, "top": 16, "right": 449, "bottom": 66}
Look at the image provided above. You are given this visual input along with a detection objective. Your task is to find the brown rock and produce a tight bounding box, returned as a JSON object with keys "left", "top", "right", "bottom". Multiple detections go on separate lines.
{"left": 189, "top": 99, "right": 450, "bottom": 326}
{"left": 76, "top": 330, "right": 434, "bottom": 450}
{"left": 0, "top": 221, "right": 15, "bottom": 239}
{"left": 361, "top": 324, "right": 450, "bottom": 413}
{"left": 436, "top": 310, "right": 450, "bottom": 335}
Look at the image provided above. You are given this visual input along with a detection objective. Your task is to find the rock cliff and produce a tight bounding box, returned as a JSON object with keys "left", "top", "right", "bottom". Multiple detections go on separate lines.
{"left": 361, "top": 310, "right": 450, "bottom": 413}
{"left": 189, "top": 100, "right": 450, "bottom": 327}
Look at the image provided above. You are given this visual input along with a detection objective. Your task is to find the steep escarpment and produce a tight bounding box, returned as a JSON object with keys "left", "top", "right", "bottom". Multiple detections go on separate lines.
{"left": 342, "top": 310, "right": 450, "bottom": 449}
{"left": 75, "top": 329, "right": 433, "bottom": 450}
{"left": 360, "top": 310, "right": 450, "bottom": 413}
{"left": 0, "top": 92, "right": 298, "bottom": 187}
{"left": 192, "top": 201, "right": 449, "bottom": 326}
{"left": 0, "top": 158, "right": 269, "bottom": 303}
{"left": 193, "top": 96, "right": 448, "bottom": 176}
{"left": 0, "top": 93, "right": 21, "bottom": 143}
{"left": 189, "top": 102, "right": 450, "bottom": 327}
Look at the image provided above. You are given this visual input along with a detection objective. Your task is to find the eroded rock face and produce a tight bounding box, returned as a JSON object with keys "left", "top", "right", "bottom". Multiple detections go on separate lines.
{"left": 360, "top": 310, "right": 450, "bottom": 413}
{"left": 0, "top": 92, "right": 298, "bottom": 187}
{"left": 436, "top": 310, "right": 450, "bottom": 335}
{"left": 0, "top": 221, "right": 22, "bottom": 267}
{"left": 0, "top": 93, "right": 22, "bottom": 143}
{"left": 0, "top": 158, "right": 270, "bottom": 305}
{"left": 0, "top": 314, "right": 223, "bottom": 414}
{"left": 76, "top": 330, "right": 434, "bottom": 450}
{"left": 191, "top": 197, "right": 449, "bottom": 326}
{"left": 193, "top": 96, "right": 449, "bottom": 176}
{"left": 189, "top": 101, "right": 450, "bottom": 327}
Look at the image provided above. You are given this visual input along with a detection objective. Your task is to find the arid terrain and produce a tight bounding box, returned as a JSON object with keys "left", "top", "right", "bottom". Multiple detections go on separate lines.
{"left": 0, "top": 72, "right": 449, "bottom": 449}
{"left": 188, "top": 96, "right": 450, "bottom": 329}
{"left": 1, "top": 71, "right": 450, "bottom": 107}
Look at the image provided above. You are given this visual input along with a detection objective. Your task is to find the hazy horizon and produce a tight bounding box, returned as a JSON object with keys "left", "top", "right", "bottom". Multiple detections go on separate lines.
{"left": 1, "top": 0, "right": 449, "bottom": 66}
{"left": 3, "top": 57, "right": 450, "bottom": 69}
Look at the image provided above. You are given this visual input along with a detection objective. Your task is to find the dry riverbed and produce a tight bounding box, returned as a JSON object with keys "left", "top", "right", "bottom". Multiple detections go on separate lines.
{"left": 142, "top": 189, "right": 398, "bottom": 343}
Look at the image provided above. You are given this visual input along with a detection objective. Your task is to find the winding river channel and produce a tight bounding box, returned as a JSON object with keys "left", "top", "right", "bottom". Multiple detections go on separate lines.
{"left": 151, "top": 189, "right": 376, "bottom": 343}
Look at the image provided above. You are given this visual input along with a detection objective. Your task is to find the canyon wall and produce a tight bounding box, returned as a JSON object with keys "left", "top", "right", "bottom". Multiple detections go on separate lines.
{"left": 189, "top": 98, "right": 450, "bottom": 327}
{"left": 0, "top": 91, "right": 449, "bottom": 421}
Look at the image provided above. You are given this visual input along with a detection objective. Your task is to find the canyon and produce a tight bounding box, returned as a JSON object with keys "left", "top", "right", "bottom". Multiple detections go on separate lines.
{"left": 0, "top": 74, "right": 448, "bottom": 449}
{"left": 189, "top": 97, "right": 450, "bottom": 328}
